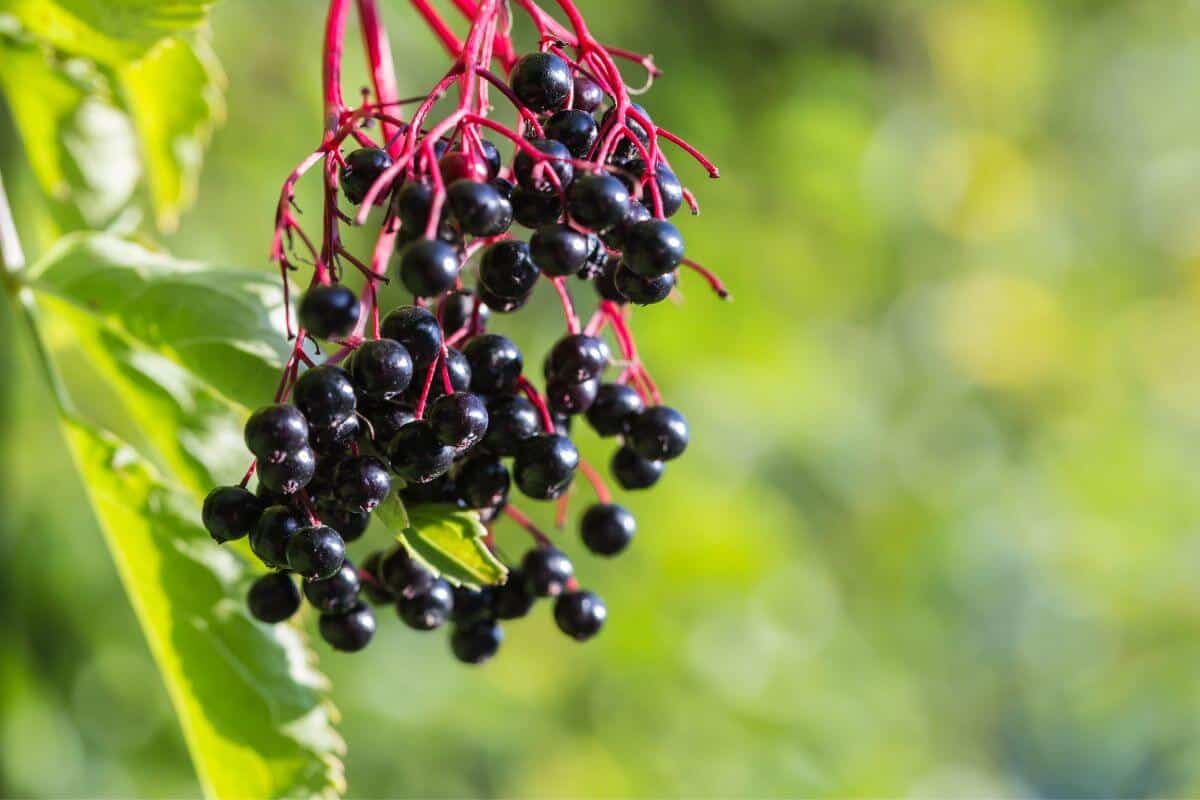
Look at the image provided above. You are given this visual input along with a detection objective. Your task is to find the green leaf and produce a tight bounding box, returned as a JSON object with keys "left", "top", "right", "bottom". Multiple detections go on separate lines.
{"left": 61, "top": 418, "right": 344, "bottom": 799}
{"left": 377, "top": 496, "right": 509, "bottom": 589}
{"left": 118, "top": 35, "right": 225, "bottom": 231}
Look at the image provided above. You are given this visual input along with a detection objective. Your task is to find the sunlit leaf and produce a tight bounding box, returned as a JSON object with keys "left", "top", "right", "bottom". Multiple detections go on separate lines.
{"left": 377, "top": 496, "right": 509, "bottom": 589}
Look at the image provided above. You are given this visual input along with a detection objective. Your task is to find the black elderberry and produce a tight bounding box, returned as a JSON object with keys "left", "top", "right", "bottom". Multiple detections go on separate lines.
{"left": 509, "top": 52, "right": 572, "bottom": 113}
{"left": 577, "top": 233, "right": 608, "bottom": 280}
{"left": 622, "top": 219, "right": 685, "bottom": 278}
{"left": 511, "top": 185, "right": 563, "bottom": 228}
{"left": 351, "top": 338, "right": 414, "bottom": 398}
{"left": 380, "top": 547, "right": 434, "bottom": 597}
{"left": 447, "top": 179, "right": 511, "bottom": 237}
{"left": 600, "top": 103, "right": 652, "bottom": 164}
{"left": 381, "top": 305, "right": 443, "bottom": 367}
{"left": 244, "top": 404, "right": 309, "bottom": 462}
{"left": 491, "top": 176, "right": 515, "bottom": 199}
{"left": 438, "top": 151, "right": 489, "bottom": 183}
{"left": 513, "top": 433, "right": 579, "bottom": 499}
{"left": 250, "top": 504, "right": 305, "bottom": 568}
{"left": 554, "top": 590, "right": 607, "bottom": 641}
{"left": 480, "top": 139, "right": 502, "bottom": 179}
{"left": 359, "top": 552, "right": 395, "bottom": 605}
{"left": 628, "top": 406, "right": 689, "bottom": 461}
{"left": 522, "top": 546, "right": 574, "bottom": 597}
{"left": 451, "top": 621, "right": 503, "bottom": 664}
{"left": 622, "top": 160, "right": 684, "bottom": 218}
{"left": 438, "top": 289, "right": 488, "bottom": 335}
{"left": 586, "top": 383, "right": 644, "bottom": 437}
{"left": 396, "top": 238, "right": 459, "bottom": 297}
{"left": 614, "top": 262, "right": 675, "bottom": 305}
{"left": 428, "top": 392, "right": 489, "bottom": 449}
{"left": 247, "top": 572, "right": 301, "bottom": 624}
{"left": 257, "top": 446, "right": 316, "bottom": 495}
{"left": 514, "top": 138, "right": 574, "bottom": 193}
{"left": 567, "top": 173, "right": 631, "bottom": 230}
{"left": 319, "top": 603, "right": 376, "bottom": 652}
{"left": 340, "top": 147, "right": 392, "bottom": 205}
{"left": 398, "top": 578, "right": 455, "bottom": 630}
{"left": 463, "top": 334, "right": 524, "bottom": 394}
{"left": 403, "top": 348, "right": 471, "bottom": 405}
{"left": 545, "top": 108, "right": 599, "bottom": 158}
{"left": 594, "top": 257, "right": 628, "bottom": 303}
{"left": 492, "top": 568, "right": 536, "bottom": 619}
{"left": 571, "top": 73, "right": 605, "bottom": 113}
{"left": 286, "top": 525, "right": 346, "bottom": 580}
{"left": 545, "top": 377, "right": 599, "bottom": 416}
{"left": 303, "top": 560, "right": 362, "bottom": 613}
{"left": 397, "top": 466, "right": 455, "bottom": 506}
{"left": 333, "top": 456, "right": 392, "bottom": 512}
{"left": 456, "top": 455, "right": 510, "bottom": 510}
{"left": 479, "top": 240, "right": 539, "bottom": 299}
{"left": 611, "top": 445, "right": 664, "bottom": 490}
{"left": 299, "top": 284, "right": 360, "bottom": 340}
{"left": 481, "top": 394, "right": 540, "bottom": 456}
{"left": 359, "top": 398, "right": 417, "bottom": 443}
{"left": 293, "top": 365, "right": 356, "bottom": 428}
{"left": 394, "top": 181, "right": 438, "bottom": 231}
{"left": 388, "top": 420, "right": 455, "bottom": 484}
{"left": 546, "top": 333, "right": 610, "bottom": 384}
{"left": 451, "top": 585, "right": 495, "bottom": 627}
{"left": 580, "top": 503, "right": 636, "bottom": 556}
{"left": 308, "top": 415, "right": 359, "bottom": 457}
{"left": 601, "top": 199, "right": 652, "bottom": 249}
{"left": 530, "top": 224, "right": 590, "bottom": 277}
{"left": 202, "top": 485, "right": 264, "bottom": 543}
{"left": 478, "top": 282, "right": 530, "bottom": 313}
{"left": 316, "top": 502, "right": 370, "bottom": 543}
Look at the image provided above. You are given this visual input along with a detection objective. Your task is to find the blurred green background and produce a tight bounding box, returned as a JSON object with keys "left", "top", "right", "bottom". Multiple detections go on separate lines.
{"left": 7, "top": 0, "right": 1200, "bottom": 796}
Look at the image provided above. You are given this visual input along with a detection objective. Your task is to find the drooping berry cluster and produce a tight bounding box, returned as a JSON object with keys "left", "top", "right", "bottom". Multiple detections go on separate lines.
{"left": 202, "top": 0, "right": 722, "bottom": 665}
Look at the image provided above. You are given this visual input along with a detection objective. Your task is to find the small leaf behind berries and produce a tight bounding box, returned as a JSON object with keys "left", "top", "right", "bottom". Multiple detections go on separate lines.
{"left": 61, "top": 418, "right": 345, "bottom": 799}
{"left": 377, "top": 496, "right": 508, "bottom": 589}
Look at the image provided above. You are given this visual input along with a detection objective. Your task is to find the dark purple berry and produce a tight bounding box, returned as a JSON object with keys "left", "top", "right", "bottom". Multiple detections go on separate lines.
{"left": 299, "top": 284, "right": 360, "bottom": 340}
{"left": 522, "top": 547, "right": 573, "bottom": 597}
{"left": 580, "top": 503, "right": 635, "bottom": 556}
{"left": 492, "top": 568, "right": 535, "bottom": 619}
{"left": 316, "top": 502, "right": 370, "bottom": 543}
{"left": 554, "top": 590, "right": 606, "bottom": 640}
{"left": 513, "top": 433, "right": 579, "bottom": 499}
{"left": 308, "top": 415, "right": 359, "bottom": 457}
{"left": 250, "top": 504, "right": 304, "bottom": 568}
{"left": 546, "top": 333, "right": 610, "bottom": 384}
{"left": 628, "top": 406, "right": 689, "bottom": 461}
{"left": 257, "top": 446, "right": 316, "bottom": 495}
{"left": 514, "top": 138, "right": 574, "bottom": 193}
{"left": 394, "top": 180, "right": 441, "bottom": 231}
{"left": 388, "top": 420, "right": 455, "bottom": 484}
{"left": 482, "top": 395, "right": 540, "bottom": 456}
{"left": 614, "top": 262, "right": 675, "bottom": 305}
{"left": 360, "top": 551, "right": 394, "bottom": 605}
{"left": 319, "top": 603, "right": 376, "bottom": 652}
{"left": 286, "top": 525, "right": 346, "bottom": 580}
{"left": 601, "top": 199, "right": 652, "bottom": 249}
{"left": 567, "top": 173, "right": 631, "bottom": 230}
{"left": 586, "top": 383, "right": 644, "bottom": 437}
{"left": 247, "top": 573, "right": 301, "bottom": 623}
{"left": 244, "top": 404, "right": 309, "bottom": 462}
{"left": 478, "top": 283, "right": 530, "bottom": 313}
{"left": 530, "top": 223, "right": 590, "bottom": 277}
{"left": 479, "top": 240, "right": 539, "bottom": 299}
{"left": 511, "top": 185, "right": 563, "bottom": 228}
{"left": 447, "top": 179, "right": 511, "bottom": 237}
{"left": 380, "top": 305, "right": 443, "bottom": 367}
{"left": 303, "top": 560, "right": 361, "bottom": 613}
{"left": 463, "top": 334, "right": 524, "bottom": 394}
{"left": 509, "top": 52, "right": 572, "bottom": 113}
{"left": 621, "top": 160, "right": 684, "bottom": 218}
{"left": 438, "top": 289, "right": 488, "bottom": 336}
{"left": 545, "top": 108, "right": 599, "bottom": 158}
{"left": 396, "top": 238, "right": 460, "bottom": 297}
{"left": 611, "top": 445, "right": 664, "bottom": 490}
{"left": 571, "top": 74, "right": 604, "bottom": 113}
{"left": 397, "top": 578, "right": 455, "bottom": 630}
{"left": 202, "top": 485, "right": 264, "bottom": 543}
{"left": 340, "top": 147, "right": 392, "bottom": 205}
{"left": 358, "top": 398, "right": 416, "bottom": 443}
{"left": 623, "top": 219, "right": 685, "bottom": 278}
{"left": 428, "top": 392, "right": 489, "bottom": 449}
{"left": 351, "top": 338, "right": 413, "bottom": 397}
{"left": 451, "top": 620, "right": 503, "bottom": 664}
{"left": 545, "top": 377, "right": 598, "bottom": 416}
{"left": 451, "top": 585, "right": 495, "bottom": 627}
{"left": 600, "top": 103, "right": 652, "bottom": 163}
{"left": 293, "top": 365, "right": 356, "bottom": 427}
{"left": 456, "top": 456, "right": 510, "bottom": 510}
{"left": 334, "top": 456, "right": 392, "bottom": 512}
{"left": 380, "top": 547, "right": 434, "bottom": 597}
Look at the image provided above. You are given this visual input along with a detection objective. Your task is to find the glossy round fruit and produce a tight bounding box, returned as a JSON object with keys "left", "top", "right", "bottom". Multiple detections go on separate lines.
{"left": 451, "top": 621, "right": 503, "bottom": 664}
{"left": 511, "top": 186, "right": 563, "bottom": 228}
{"left": 247, "top": 573, "right": 301, "bottom": 623}
{"left": 428, "top": 392, "right": 489, "bottom": 449}
{"left": 351, "top": 338, "right": 413, "bottom": 397}
{"left": 438, "top": 151, "right": 489, "bottom": 183}
{"left": 380, "top": 305, "right": 443, "bottom": 367}
{"left": 545, "top": 108, "right": 599, "bottom": 158}
{"left": 202, "top": 485, "right": 265, "bottom": 543}
{"left": 438, "top": 289, "right": 489, "bottom": 335}
{"left": 334, "top": 455, "right": 392, "bottom": 512}
{"left": 293, "top": 365, "right": 356, "bottom": 427}
{"left": 299, "top": 284, "right": 360, "bottom": 340}
{"left": 623, "top": 219, "right": 685, "bottom": 277}
{"left": 397, "top": 238, "right": 460, "bottom": 297}
{"left": 478, "top": 283, "right": 530, "bottom": 313}
{"left": 601, "top": 199, "right": 652, "bottom": 249}
{"left": 514, "top": 138, "right": 574, "bottom": 193}
{"left": 397, "top": 578, "right": 455, "bottom": 630}
{"left": 586, "top": 383, "right": 644, "bottom": 437}
{"left": 456, "top": 456, "right": 510, "bottom": 509}
{"left": 380, "top": 547, "right": 434, "bottom": 597}
{"left": 530, "top": 224, "right": 590, "bottom": 277}
{"left": 522, "top": 547, "right": 574, "bottom": 597}
{"left": 451, "top": 585, "right": 495, "bottom": 627}
{"left": 580, "top": 503, "right": 636, "bottom": 556}
{"left": 316, "top": 502, "right": 370, "bottom": 543}
{"left": 571, "top": 74, "right": 605, "bottom": 112}
{"left": 614, "top": 262, "right": 676, "bottom": 305}
{"left": 554, "top": 590, "right": 607, "bottom": 640}
{"left": 628, "top": 406, "right": 689, "bottom": 461}
{"left": 256, "top": 446, "right": 316, "bottom": 495}
{"left": 567, "top": 173, "right": 631, "bottom": 230}
{"left": 545, "top": 377, "right": 598, "bottom": 416}
{"left": 601, "top": 103, "right": 652, "bottom": 163}
{"left": 340, "top": 147, "right": 392, "bottom": 205}
{"left": 303, "top": 560, "right": 361, "bottom": 613}
{"left": 481, "top": 395, "right": 540, "bottom": 456}
{"left": 250, "top": 504, "right": 305, "bottom": 568}
{"left": 463, "top": 334, "right": 524, "bottom": 394}
{"left": 509, "top": 52, "right": 572, "bottom": 113}
{"left": 286, "top": 525, "right": 346, "bottom": 580}
{"left": 244, "top": 404, "right": 309, "bottom": 462}
{"left": 546, "top": 333, "right": 609, "bottom": 384}
{"left": 308, "top": 414, "right": 359, "bottom": 457}
{"left": 447, "top": 179, "right": 511, "bottom": 237}
{"left": 492, "top": 568, "right": 536, "bottom": 619}
{"left": 611, "top": 445, "right": 664, "bottom": 490}
{"left": 513, "top": 433, "right": 579, "bottom": 499}
{"left": 319, "top": 603, "right": 376, "bottom": 652}
{"left": 359, "top": 398, "right": 416, "bottom": 443}
{"left": 623, "top": 160, "right": 684, "bottom": 218}
{"left": 388, "top": 420, "right": 455, "bottom": 484}
{"left": 479, "top": 240, "right": 539, "bottom": 299}
{"left": 394, "top": 180, "right": 440, "bottom": 231}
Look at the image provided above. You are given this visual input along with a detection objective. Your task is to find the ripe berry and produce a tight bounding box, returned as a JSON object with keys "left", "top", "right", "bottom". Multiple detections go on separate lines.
{"left": 351, "top": 338, "right": 413, "bottom": 397}
{"left": 580, "top": 503, "right": 636, "bottom": 556}
{"left": 303, "top": 560, "right": 362, "bottom": 613}
{"left": 601, "top": 103, "right": 652, "bottom": 163}
{"left": 554, "top": 590, "right": 607, "bottom": 641}
{"left": 334, "top": 456, "right": 392, "bottom": 512}
{"left": 202, "top": 486, "right": 265, "bottom": 543}
{"left": 309, "top": 415, "right": 359, "bottom": 457}
{"left": 586, "top": 383, "right": 644, "bottom": 437}
{"left": 293, "top": 365, "right": 356, "bottom": 427}
{"left": 381, "top": 305, "right": 443, "bottom": 367}
{"left": 286, "top": 525, "right": 346, "bottom": 580}
{"left": 380, "top": 547, "right": 434, "bottom": 597}
{"left": 404, "top": 347, "right": 472, "bottom": 406}
{"left": 514, "top": 433, "right": 579, "bottom": 499}
{"left": 316, "top": 502, "right": 370, "bottom": 543}
{"left": 257, "top": 446, "right": 316, "bottom": 495}
{"left": 394, "top": 180, "right": 441, "bottom": 231}
{"left": 481, "top": 394, "right": 540, "bottom": 455}
{"left": 522, "top": 546, "right": 573, "bottom": 597}
{"left": 438, "top": 289, "right": 489, "bottom": 335}
{"left": 478, "top": 283, "right": 530, "bottom": 313}
{"left": 456, "top": 455, "right": 511, "bottom": 509}
{"left": 623, "top": 219, "right": 685, "bottom": 277}
{"left": 530, "top": 224, "right": 590, "bottom": 276}
{"left": 451, "top": 621, "right": 503, "bottom": 664}
{"left": 463, "top": 334, "right": 524, "bottom": 394}
{"left": 545, "top": 108, "right": 599, "bottom": 158}
{"left": 438, "top": 151, "right": 489, "bottom": 183}
{"left": 593, "top": 257, "right": 628, "bottom": 303}
{"left": 628, "top": 406, "right": 689, "bottom": 461}
{"left": 250, "top": 504, "right": 304, "bottom": 568}
{"left": 601, "top": 199, "right": 652, "bottom": 249}
{"left": 359, "top": 551, "right": 395, "bottom": 605}
{"left": 547, "top": 334, "right": 610, "bottom": 384}
{"left": 545, "top": 377, "right": 598, "bottom": 416}
{"left": 398, "top": 578, "right": 455, "bottom": 630}
{"left": 299, "top": 284, "right": 360, "bottom": 340}
{"left": 396, "top": 238, "right": 459, "bottom": 297}
{"left": 480, "top": 139, "right": 502, "bottom": 179}
{"left": 514, "top": 139, "right": 574, "bottom": 193}
{"left": 567, "top": 173, "right": 631, "bottom": 230}
{"left": 611, "top": 445, "right": 664, "bottom": 490}
{"left": 479, "top": 240, "right": 539, "bottom": 299}
{"left": 623, "top": 160, "right": 684, "bottom": 218}
{"left": 571, "top": 74, "right": 605, "bottom": 113}
{"left": 614, "top": 262, "right": 676, "bottom": 305}
{"left": 247, "top": 573, "right": 301, "bottom": 624}
{"left": 319, "top": 603, "right": 376, "bottom": 652}
{"left": 492, "top": 568, "right": 536, "bottom": 619}
{"left": 244, "top": 404, "right": 309, "bottom": 462}
{"left": 511, "top": 186, "right": 563, "bottom": 228}
{"left": 388, "top": 420, "right": 455, "bottom": 484}
{"left": 509, "top": 52, "right": 572, "bottom": 113}
{"left": 428, "top": 392, "right": 489, "bottom": 449}
{"left": 451, "top": 585, "right": 495, "bottom": 627}
{"left": 447, "top": 179, "right": 511, "bottom": 237}
{"left": 340, "top": 147, "right": 392, "bottom": 205}
{"left": 359, "top": 398, "right": 416, "bottom": 443}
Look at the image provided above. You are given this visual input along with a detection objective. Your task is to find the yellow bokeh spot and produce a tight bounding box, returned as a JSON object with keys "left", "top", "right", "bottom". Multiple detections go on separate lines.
{"left": 918, "top": 133, "right": 1037, "bottom": 240}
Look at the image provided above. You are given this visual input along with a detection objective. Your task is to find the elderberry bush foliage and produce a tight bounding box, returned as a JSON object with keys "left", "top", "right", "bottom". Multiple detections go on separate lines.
{"left": 204, "top": 0, "right": 723, "bottom": 666}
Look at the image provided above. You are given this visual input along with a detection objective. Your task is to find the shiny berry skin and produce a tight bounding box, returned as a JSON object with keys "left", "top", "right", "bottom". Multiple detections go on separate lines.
{"left": 511, "top": 186, "right": 563, "bottom": 228}
{"left": 340, "top": 147, "right": 392, "bottom": 205}
{"left": 380, "top": 305, "right": 443, "bottom": 367}
{"left": 451, "top": 621, "right": 503, "bottom": 664}
{"left": 479, "top": 240, "right": 539, "bottom": 299}
{"left": 286, "top": 525, "right": 346, "bottom": 580}
{"left": 601, "top": 199, "right": 652, "bottom": 249}
{"left": 456, "top": 456, "right": 511, "bottom": 510}
{"left": 530, "top": 224, "right": 590, "bottom": 277}
{"left": 586, "top": 383, "right": 644, "bottom": 437}
{"left": 492, "top": 568, "right": 536, "bottom": 619}
{"left": 316, "top": 502, "right": 370, "bottom": 543}
{"left": 293, "top": 365, "right": 356, "bottom": 427}
{"left": 394, "top": 180, "right": 440, "bottom": 231}
{"left": 509, "top": 52, "right": 572, "bottom": 113}
{"left": 513, "top": 433, "right": 579, "bottom": 499}
{"left": 250, "top": 504, "right": 304, "bottom": 568}
{"left": 545, "top": 109, "right": 599, "bottom": 158}
{"left": 481, "top": 395, "right": 540, "bottom": 456}
{"left": 452, "top": 585, "right": 495, "bottom": 627}
{"left": 623, "top": 219, "right": 685, "bottom": 277}
{"left": 318, "top": 603, "right": 376, "bottom": 652}
{"left": 614, "top": 262, "right": 676, "bottom": 305}
{"left": 398, "top": 577, "right": 455, "bottom": 630}
{"left": 438, "top": 151, "right": 489, "bottom": 183}
{"left": 567, "top": 174, "right": 631, "bottom": 230}
{"left": 396, "top": 238, "right": 460, "bottom": 297}
{"left": 351, "top": 338, "right": 413, "bottom": 398}
{"left": 334, "top": 456, "right": 392, "bottom": 512}
{"left": 438, "top": 289, "right": 488, "bottom": 335}
{"left": 309, "top": 415, "right": 359, "bottom": 457}
{"left": 464, "top": 334, "right": 524, "bottom": 394}
{"left": 514, "top": 138, "right": 574, "bottom": 193}
{"left": 580, "top": 503, "right": 636, "bottom": 556}
{"left": 428, "top": 392, "right": 489, "bottom": 449}
{"left": 358, "top": 398, "right": 416, "bottom": 444}
{"left": 447, "top": 179, "right": 511, "bottom": 237}
{"left": 380, "top": 547, "right": 434, "bottom": 597}
{"left": 593, "top": 257, "right": 628, "bottom": 303}
{"left": 571, "top": 74, "right": 605, "bottom": 112}
{"left": 244, "top": 404, "right": 309, "bottom": 462}
{"left": 478, "top": 283, "right": 530, "bottom": 313}
{"left": 247, "top": 573, "right": 301, "bottom": 623}
{"left": 545, "top": 377, "right": 598, "bottom": 416}
{"left": 611, "top": 445, "right": 664, "bottom": 490}
{"left": 388, "top": 420, "right": 455, "bottom": 484}
{"left": 480, "top": 139, "right": 502, "bottom": 179}
{"left": 403, "top": 347, "right": 471, "bottom": 406}
{"left": 623, "top": 160, "right": 684, "bottom": 218}
{"left": 257, "top": 446, "right": 317, "bottom": 495}
{"left": 554, "top": 590, "right": 607, "bottom": 641}
{"left": 546, "top": 333, "right": 610, "bottom": 384}
{"left": 601, "top": 103, "right": 652, "bottom": 163}
{"left": 628, "top": 406, "right": 689, "bottom": 461}
{"left": 303, "top": 560, "right": 361, "bottom": 613}
{"left": 359, "top": 551, "right": 395, "bottom": 605}
{"left": 202, "top": 485, "right": 264, "bottom": 543}
{"left": 522, "top": 547, "right": 574, "bottom": 597}
{"left": 299, "top": 284, "right": 360, "bottom": 340}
